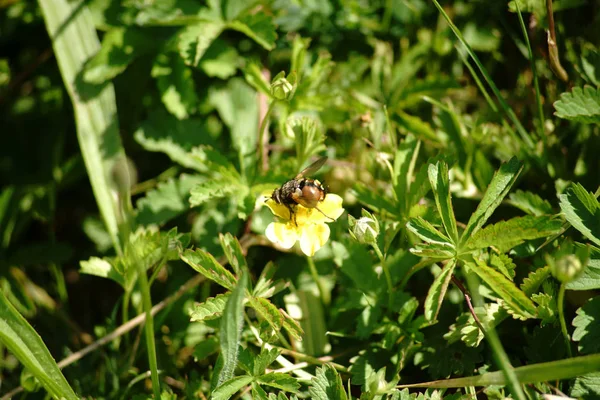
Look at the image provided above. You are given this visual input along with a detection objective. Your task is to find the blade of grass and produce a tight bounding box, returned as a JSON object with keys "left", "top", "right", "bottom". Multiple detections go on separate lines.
{"left": 397, "top": 352, "right": 600, "bottom": 389}
{"left": 38, "top": 0, "right": 127, "bottom": 255}
{"left": 432, "top": 0, "right": 535, "bottom": 150}
{"left": 0, "top": 291, "right": 78, "bottom": 400}
{"left": 515, "top": 2, "right": 546, "bottom": 143}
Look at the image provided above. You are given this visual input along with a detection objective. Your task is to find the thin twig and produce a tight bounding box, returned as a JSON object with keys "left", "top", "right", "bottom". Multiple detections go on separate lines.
{"left": 546, "top": 0, "right": 568, "bottom": 82}
{"left": 451, "top": 275, "right": 486, "bottom": 334}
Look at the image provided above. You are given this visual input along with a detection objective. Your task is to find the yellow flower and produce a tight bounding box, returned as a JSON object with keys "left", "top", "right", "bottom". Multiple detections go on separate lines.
{"left": 263, "top": 193, "right": 344, "bottom": 256}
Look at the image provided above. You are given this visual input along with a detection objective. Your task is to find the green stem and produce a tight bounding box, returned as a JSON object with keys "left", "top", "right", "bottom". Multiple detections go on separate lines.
{"left": 306, "top": 257, "right": 328, "bottom": 306}
{"left": 258, "top": 100, "right": 278, "bottom": 173}
{"left": 558, "top": 283, "right": 573, "bottom": 357}
{"left": 373, "top": 244, "right": 393, "bottom": 310}
{"left": 135, "top": 260, "right": 161, "bottom": 398}
{"left": 465, "top": 271, "right": 527, "bottom": 400}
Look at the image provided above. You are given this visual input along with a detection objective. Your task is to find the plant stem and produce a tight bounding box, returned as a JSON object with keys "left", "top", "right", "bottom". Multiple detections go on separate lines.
{"left": 258, "top": 100, "right": 278, "bottom": 173}
{"left": 546, "top": 0, "right": 569, "bottom": 82}
{"left": 557, "top": 283, "right": 573, "bottom": 357}
{"left": 135, "top": 259, "right": 161, "bottom": 398}
{"left": 306, "top": 257, "right": 328, "bottom": 306}
{"left": 373, "top": 244, "right": 394, "bottom": 310}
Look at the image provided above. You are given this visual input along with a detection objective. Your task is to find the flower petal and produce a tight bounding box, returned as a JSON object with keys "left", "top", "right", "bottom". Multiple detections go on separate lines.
{"left": 266, "top": 222, "right": 298, "bottom": 249}
{"left": 299, "top": 223, "right": 330, "bottom": 256}
{"left": 305, "top": 193, "right": 345, "bottom": 224}
{"left": 264, "top": 198, "right": 294, "bottom": 220}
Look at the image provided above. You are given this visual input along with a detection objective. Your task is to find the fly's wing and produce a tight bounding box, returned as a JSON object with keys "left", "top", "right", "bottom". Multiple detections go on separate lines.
{"left": 295, "top": 156, "right": 328, "bottom": 179}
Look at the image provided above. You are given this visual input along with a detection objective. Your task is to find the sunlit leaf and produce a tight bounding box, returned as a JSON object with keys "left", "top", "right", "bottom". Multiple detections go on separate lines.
{"left": 554, "top": 85, "right": 600, "bottom": 124}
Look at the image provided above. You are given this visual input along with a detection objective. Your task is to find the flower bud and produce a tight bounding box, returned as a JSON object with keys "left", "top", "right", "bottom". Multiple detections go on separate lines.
{"left": 550, "top": 254, "right": 583, "bottom": 283}
{"left": 270, "top": 71, "right": 296, "bottom": 100}
{"left": 348, "top": 209, "right": 379, "bottom": 246}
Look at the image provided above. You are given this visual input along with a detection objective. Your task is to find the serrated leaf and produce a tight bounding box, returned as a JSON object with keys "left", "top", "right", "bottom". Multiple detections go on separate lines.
{"left": 424, "top": 260, "right": 456, "bottom": 322}
{"left": 248, "top": 297, "right": 283, "bottom": 332}
{"left": 79, "top": 256, "right": 125, "bottom": 287}
{"left": 566, "top": 247, "right": 600, "bottom": 290}
{"left": 428, "top": 161, "right": 459, "bottom": 243}
{"left": 509, "top": 190, "right": 553, "bottom": 216}
{"left": 136, "top": 174, "right": 204, "bottom": 225}
{"left": 570, "top": 372, "right": 600, "bottom": 399}
{"left": 200, "top": 39, "right": 239, "bottom": 79}
{"left": 152, "top": 52, "right": 199, "bottom": 119}
{"left": 308, "top": 364, "right": 348, "bottom": 400}
{"left": 280, "top": 308, "right": 304, "bottom": 342}
{"left": 178, "top": 21, "right": 225, "bottom": 67}
{"left": 460, "top": 157, "right": 523, "bottom": 246}
{"left": 189, "top": 179, "right": 244, "bottom": 207}
{"left": 572, "top": 296, "right": 600, "bottom": 354}
{"left": 521, "top": 266, "right": 551, "bottom": 295}
{"left": 464, "top": 215, "right": 562, "bottom": 253}
{"left": 469, "top": 260, "right": 537, "bottom": 319}
{"left": 257, "top": 373, "right": 300, "bottom": 393}
{"left": 212, "top": 375, "right": 254, "bottom": 400}
{"left": 406, "top": 217, "right": 453, "bottom": 247}
{"left": 218, "top": 272, "right": 248, "bottom": 386}
{"left": 410, "top": 242, "right": 455, "bottom": 259}
{"left": 559, "top": 183, "right": 600, "bottom": 246}
{"left": 554, "top": 85, "right": 600, "bottom": 124}
{"left": 227, "top": 12, "right": 277, "bottom": 50}
{"left": 181, "top": 248, "right": 237, "bottom": 290}
{"left": 254, "top": 348, "right": 281, "bottom": 376}
{"left": 489, "top": 252, "right": 517, "bottom": 279}
{"left": 190, "top": 293, "right": 230, "bottom": 322}
{"left": 83, "top": 26, "right": 158, "bottom": 84}
{"left": 219, "top": 233, "right": 248, "bottom": 276}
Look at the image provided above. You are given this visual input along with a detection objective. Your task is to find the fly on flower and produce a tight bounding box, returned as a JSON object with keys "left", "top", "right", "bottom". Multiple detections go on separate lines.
{"left": 270, "top": 156, "right": 332, "bottom": 226}
{"left": 263, "top": 156, "right": 345, "bottom": 257}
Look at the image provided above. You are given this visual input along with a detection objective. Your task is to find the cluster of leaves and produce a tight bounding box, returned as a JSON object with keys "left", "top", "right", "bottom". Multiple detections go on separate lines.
{"left": 1, "top": 0, "right": 600, "bottom": 399}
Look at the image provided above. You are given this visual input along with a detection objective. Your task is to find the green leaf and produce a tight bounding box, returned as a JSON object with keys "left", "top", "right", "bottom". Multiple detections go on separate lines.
{"left": 189, "top": 179, "right": 245, "bottom": 207}
{"left": 227, "top": 12, "right": 277, "bottom": 51}
{"left": 152, "top": 52, "right": 199, "bottom": 119}
{"left": 181, "top": 248, "right": 237, "bottom": 290}
{"left": 393, "top": 135, "right": 419, "bottom": 213}
{"left": 80, "top": 256, "right": 125, "bottom": 287}
{"left": 468, "top": 260, "right": 537, "bottom": 319}
{"left": 247, "top": 297, "right": 284, "bottom": 332}
{"left": 178, "top": 21, "right": 225, "bottom": 67}
{"left": 410, "top": 242, "right": 456, "bottom": 259}
{"left": 219, "top": 233, "right": 248, "bottom": 276}
{"left": 308, "top": 364, "right": 348, "bottom": 400}
{"left": 190, "top": 293, "right": 230, "bottom": 322}
{"left": 570, "top": 372, "right": 600, "bottom": 399}
{"left": 83, "top": 27, "right": 158, "bottom": 84}
{"left": 406, "top": 217, "right": 453, "bottom": 247}
{"left": 396, "top": 110, "right": 439, "bottom": 142}
{"left": 257, "top": 373, "right": 300, "bottom": 393}
{"left": 39, "top": 0, "right": 126, "bottom": 254}
{"left": 572, "top": 296, "right": 600, "bottom": 354}
{"left": 133, "top": 0, "right": 215, "bottom": 26}
{"left": 0, "top": 291, "right": 78, "bottom": 399}
{"left": 200, "top": 39, "right": 239, "bottom": 79}
{"left": 218, "top": 272, "right": 248, "bottom": 386}
{"left": 134, "top": 111, "right": 217, "bottom": 172}
{"left": 209, "top": 78, "right": 258, "bottom": 171}
{"left": 559, "top": 183, "right": 600, "bottom": 246}
{"left": 460, "top": 157, "right": 524, "bottom": 246}
{"left": 253, "top": 348, "right": 280, "bottom": 376}
{"left": 489, "top": 252, "right": 517, "bottom": 279}
{"left": 521, "top": 266, "right": 551, "bottom": 295}
{"left": 428, "top": 161, "right": 459, "bottom": 243}
{"left": 280, "top": 308, "right": 304, "bottom": 342}
{"left": 566, "top": 247, "right": 600, "bottom": 290}
{"left": 464, "top": 215, "right": 563, "bottom": 253}
{"left": 424, "top": 260, "right": 456, "bottom": 322}
{"left": 212, "top": 375, "right": 254, "bottom": 400}
{"left": 508, "top": 190, "right": 553, "bottom": 216}
{"left": 136, "top": 174, "right": 204, "bottom": 226}
{"left": 554, "top": 85, "right": 600, "bottom": 124}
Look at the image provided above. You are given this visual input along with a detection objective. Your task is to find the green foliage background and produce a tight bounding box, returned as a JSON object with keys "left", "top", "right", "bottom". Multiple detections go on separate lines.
{"left": 1, "top": 0, "right": 600, "bottom": 399}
